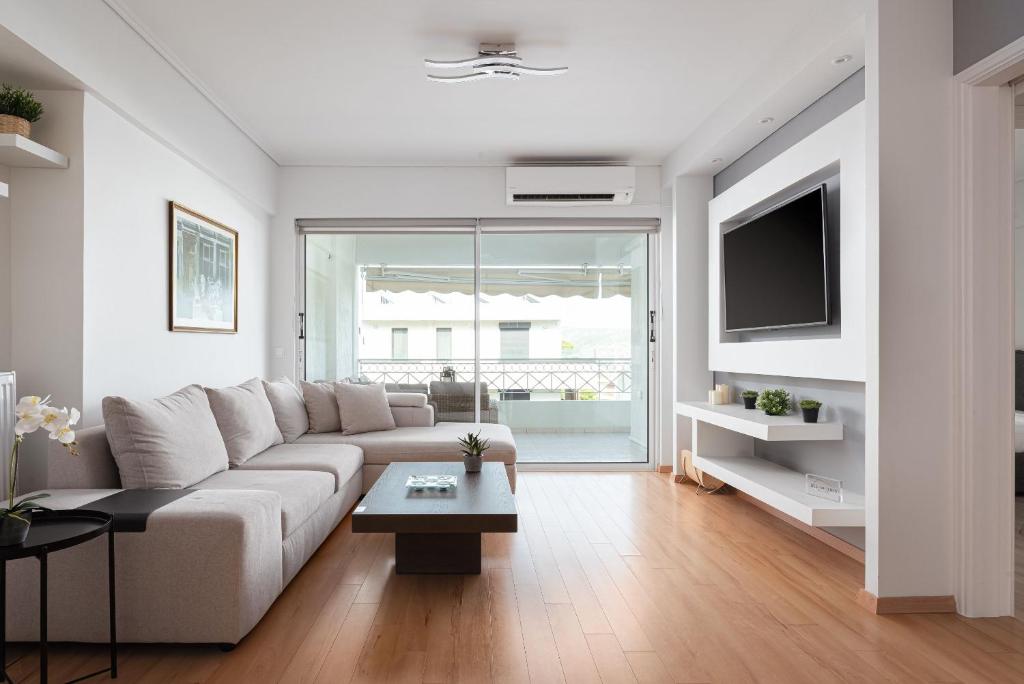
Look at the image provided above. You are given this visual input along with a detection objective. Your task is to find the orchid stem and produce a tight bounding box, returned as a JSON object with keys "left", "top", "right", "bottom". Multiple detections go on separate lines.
{"left": 8, "top": 436, "right": 20, "bottom": 509}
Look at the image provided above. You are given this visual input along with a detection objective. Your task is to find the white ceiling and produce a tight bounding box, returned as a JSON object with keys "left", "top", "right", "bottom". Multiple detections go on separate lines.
{"left": 110, "top": 0, "right": 864, "bottom": 167}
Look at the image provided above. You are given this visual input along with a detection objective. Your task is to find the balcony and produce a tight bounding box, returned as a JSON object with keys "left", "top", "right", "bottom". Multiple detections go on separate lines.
{"left": 358, "top": 358, "right": 645, "bottom": 463}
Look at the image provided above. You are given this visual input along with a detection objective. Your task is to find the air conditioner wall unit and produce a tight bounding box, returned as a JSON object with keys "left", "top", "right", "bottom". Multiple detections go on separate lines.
{"left": 505, "top": 166, "right": 636, "bottom": 206}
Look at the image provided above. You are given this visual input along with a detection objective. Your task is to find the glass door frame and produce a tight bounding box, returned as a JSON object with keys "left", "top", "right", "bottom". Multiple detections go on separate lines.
{"left": 295, "top": 219, "right": 660, "bottom": 471}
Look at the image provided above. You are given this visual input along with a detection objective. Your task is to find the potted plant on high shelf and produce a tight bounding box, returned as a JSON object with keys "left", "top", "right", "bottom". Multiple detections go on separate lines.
{"left": 458, "top": 430, "right": 489, "bottom": 474}
{"left": 799, "top": 399, "right": 822, "bottom": 424}
{"left": 755, "top": 388, "right": 791, "bottom": 416}
{"left": 741, "top": 390, "right": 758, "bottom": 409}
{"left": 0, "top": 84, "right": 45, "bottom": 138}
{"left": 2, "top": 395, "right": 79, "bottom": 545}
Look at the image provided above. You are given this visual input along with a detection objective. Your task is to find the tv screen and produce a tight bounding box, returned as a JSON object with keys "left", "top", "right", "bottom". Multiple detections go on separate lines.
{"left": 723, "top": 184, "right": 829, "bottom": 332}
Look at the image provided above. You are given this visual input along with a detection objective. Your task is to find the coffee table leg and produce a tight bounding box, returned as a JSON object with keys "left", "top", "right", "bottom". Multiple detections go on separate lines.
{"left": 39, "top": 552, "right": 46, "bottom": 684}
{"left": 108, "top": 529, "right": 117, "bottom": 679}
{"left": 395, "top": 533, "right": 481, "bottom": 574}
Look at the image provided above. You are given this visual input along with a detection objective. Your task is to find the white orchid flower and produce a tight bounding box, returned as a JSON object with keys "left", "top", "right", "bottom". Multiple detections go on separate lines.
{"left": 38, "top": 404, "right": 65, "bottom": 433}
{"left": 48, "top": 407, "right": 79, "bottom": 446}
{"left": 14, "top": 395, "right": 49, "bottom": 436}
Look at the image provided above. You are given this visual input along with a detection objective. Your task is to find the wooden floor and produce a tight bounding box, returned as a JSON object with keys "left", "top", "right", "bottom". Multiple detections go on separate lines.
{"left": 8, "top": 472, "right": 1024, "bottom": 683}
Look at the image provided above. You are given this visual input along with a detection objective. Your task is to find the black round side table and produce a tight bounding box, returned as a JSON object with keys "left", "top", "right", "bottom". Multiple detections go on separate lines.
{"left": 0, "top": 510, "right": 116, "bottom": 684}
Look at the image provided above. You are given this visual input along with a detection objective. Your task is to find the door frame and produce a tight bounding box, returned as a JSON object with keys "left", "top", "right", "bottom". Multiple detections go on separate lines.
{"left": 951, "top": 35, "right": 1024, "bottom": 617}
{"left": 295, "top": 221, "right": 661, "bottom": 472}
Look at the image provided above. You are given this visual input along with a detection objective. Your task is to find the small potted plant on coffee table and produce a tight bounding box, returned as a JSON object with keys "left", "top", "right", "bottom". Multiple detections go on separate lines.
{"left": 799, "top": 399, "right": 822, "bottom": 423}
{"left": 755, "top": 388, "right": 791, "bottom": 416}
{"left": 741, "top": 390, "right": 758, "bottom": 409}
{"left": 458, "top": 430, "right": 489, "bottom": 473}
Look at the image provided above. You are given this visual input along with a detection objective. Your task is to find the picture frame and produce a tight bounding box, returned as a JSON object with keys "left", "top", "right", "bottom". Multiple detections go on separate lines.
{"left": 168, "top": 201, "right": 238, "bottom": 333}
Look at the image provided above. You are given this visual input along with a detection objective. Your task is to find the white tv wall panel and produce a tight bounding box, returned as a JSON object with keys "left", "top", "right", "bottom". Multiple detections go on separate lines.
{"left": 708, "top": 102, "right": 866, "bottom": 381}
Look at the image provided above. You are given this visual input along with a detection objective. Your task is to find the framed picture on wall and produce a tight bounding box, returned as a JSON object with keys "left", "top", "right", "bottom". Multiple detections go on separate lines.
{"left": 168, "top": 201, "right": 238, "bottom": 333}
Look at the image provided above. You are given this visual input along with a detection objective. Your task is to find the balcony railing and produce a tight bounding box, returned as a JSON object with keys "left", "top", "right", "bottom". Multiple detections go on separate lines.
{"left": 358, "top": 358, "right": 632, "bottom": 400}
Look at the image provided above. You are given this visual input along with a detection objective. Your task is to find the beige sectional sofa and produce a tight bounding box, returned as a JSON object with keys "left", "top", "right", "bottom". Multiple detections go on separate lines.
{"left": 3, "top": 379, "right": 516, "bottom": 645}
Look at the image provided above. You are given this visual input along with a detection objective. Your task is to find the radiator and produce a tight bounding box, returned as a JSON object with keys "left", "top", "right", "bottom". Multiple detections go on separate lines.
{"left": 0, "top": 372, "right": 14, "bottom": 497}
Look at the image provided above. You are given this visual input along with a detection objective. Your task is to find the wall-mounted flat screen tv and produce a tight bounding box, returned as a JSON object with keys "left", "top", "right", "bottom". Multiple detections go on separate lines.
{"left": 722, "top": 184, "right": 830, "bottom": 332}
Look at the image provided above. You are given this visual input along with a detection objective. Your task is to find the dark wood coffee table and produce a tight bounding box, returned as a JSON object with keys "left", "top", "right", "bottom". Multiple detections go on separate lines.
{"left": 352, "top": 462, "right": 517, "bottom": 574}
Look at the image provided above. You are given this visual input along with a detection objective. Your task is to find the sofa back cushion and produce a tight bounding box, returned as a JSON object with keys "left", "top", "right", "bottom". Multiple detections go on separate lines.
{"left": 205, "top": 378, "right": 284, "bottom": 466}
{"left": 301, "top": 380, "right": 342, "bottom": 433}
{"left": 102, "top": 384, "right": 229, "bottom": 488}
{"left": 335, "top": 383, "right": 396, "bottom": 435}
{"left": 263, "top": 378, "right": 309, "bottom": 442}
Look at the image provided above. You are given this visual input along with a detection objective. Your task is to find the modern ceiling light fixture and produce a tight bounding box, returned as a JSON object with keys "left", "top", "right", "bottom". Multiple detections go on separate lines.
{"left": 425, "top": 43, "right": 568, "bottom": 83}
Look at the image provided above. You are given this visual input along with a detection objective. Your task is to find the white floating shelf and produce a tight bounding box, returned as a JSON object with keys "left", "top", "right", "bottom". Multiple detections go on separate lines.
{"left": 693, "top": 454, "right": 865, "bottom": 527}
{"left": 0, "top": 181, "right": 7, "bottom": 198}
{"left": 0, "top": 134, "right": 68, "bottom": 168}
{"left": 676, "top": 401, "right": 843, "bottom": 441}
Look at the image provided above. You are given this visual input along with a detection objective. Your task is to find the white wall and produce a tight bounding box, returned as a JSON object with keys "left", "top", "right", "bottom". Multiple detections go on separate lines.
{"left": 81, "top": 94, "right": 272, "bottom": 423}
{"left": 270, "top": 165, "right": 663, "bottom": 381}
{"left": 673, "top": 176, "right": 715, "bottom": 462}
{"left": 0, "top": 164, "right": 9, "bottom": 371}
{"left": 1015, "top": 129, "right": 1024, "bottom": 348}
{"left": 0, "top": 1, "right": 277, "bottom": 213}
{"left": 8, "top": 91, "right": 85, "bottom": 492}
{"left": 865, "top": 0, "right": 955, "bottom": 599}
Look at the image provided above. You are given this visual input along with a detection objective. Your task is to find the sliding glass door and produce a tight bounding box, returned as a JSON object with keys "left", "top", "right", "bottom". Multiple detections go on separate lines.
{"left": 302, "top": 226, "right": 652, "bottom": 464}
{"left": 304, "top": 232, "right": 477, "bottom": 425}
{"left": 479, "top": 232, "right": 648, "bottom": 464}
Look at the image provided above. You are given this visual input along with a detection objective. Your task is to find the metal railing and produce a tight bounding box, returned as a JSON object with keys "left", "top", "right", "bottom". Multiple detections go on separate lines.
{"left": 358, "top": 358, "right": 632, "bottom": 400}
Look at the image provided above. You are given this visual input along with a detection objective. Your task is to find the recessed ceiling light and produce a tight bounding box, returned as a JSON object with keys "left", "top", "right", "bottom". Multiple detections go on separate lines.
{"left": 711, "top": 158, "right": 722, "bottom": 165}
{"left": 758, "top": 117, "right": 774, "bottom": 125}
{"left": 832, "top": 54, "right": 853, "bottom": 65}
{"left": 425, "top": 43, "right": 567, "bottom": 83}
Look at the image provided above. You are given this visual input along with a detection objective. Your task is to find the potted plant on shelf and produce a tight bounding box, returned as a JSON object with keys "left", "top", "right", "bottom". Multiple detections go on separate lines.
{"left": 3, "top": 395, "right": 79, "bottom": 545}
{"left": 0, "top": 84, "right": 44, "bottom": 138}
{"left": 741, "top": 390, "right": 758, "bottom": 409}
{"left": 755, "top": 388, "right": 791, "bottom": 416}
{"left": 457, "top": 430, "right": 489, "bottom": 474}
{"left": 799, "top": 399, "right": 822, "bottom": 423}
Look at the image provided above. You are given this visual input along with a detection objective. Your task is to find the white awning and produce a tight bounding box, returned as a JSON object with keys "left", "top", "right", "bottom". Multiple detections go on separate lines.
{"left": 362, "top": 266, "right": 631, "bottom": 298}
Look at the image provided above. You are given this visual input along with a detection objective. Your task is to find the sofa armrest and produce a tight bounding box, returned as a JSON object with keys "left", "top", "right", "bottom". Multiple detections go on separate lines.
{"left": 4, "top": 488, "right": 283, "bottom": 644}
{"left": 387, "top": 392, "right": 427, "bottom": 408}
{"left": 391, "top": 404, "right": 434, "bottom": 427}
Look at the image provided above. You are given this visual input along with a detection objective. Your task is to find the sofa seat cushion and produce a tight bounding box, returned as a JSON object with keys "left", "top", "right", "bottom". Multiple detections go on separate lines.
{"left": 194, "top": 469, "right": 333, "bottom": 538}
{"left": 295, "top": 422, "right": 516, "bottom": 466}
{"left": 236, "top": 444, "right": 363, "bottom": 493}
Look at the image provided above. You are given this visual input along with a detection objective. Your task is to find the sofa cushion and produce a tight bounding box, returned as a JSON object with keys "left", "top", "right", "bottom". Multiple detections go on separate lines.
{"left": 194, "top": 469, "right": 333, "bottom": 538}
{"left": 301, "top": 381, "right": 342, "bottom": 433}
{"left": 335, "top": 383, "right": 396, "bottom": 435}
{"left": 295, "top": 422, "right": 516, "bottom": 466}
{"left": 262, "top": 378, "right": 309, "bottom": 442}
{"left": 236, "top": 443, "right": 362, "bottom": 493}
{"left": 102, "top": 385, "right": 229, "bottom": 489}
{"left": 205, "top": 378, "right": 284, "bottom": 466}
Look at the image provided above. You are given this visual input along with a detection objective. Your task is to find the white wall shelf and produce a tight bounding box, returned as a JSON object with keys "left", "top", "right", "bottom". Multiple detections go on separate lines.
{"left": 0, "top": 134, "right": 68, "bottom": 169}
{"left": 676, "top": 401, "right": 843, "bottom": 441}
{"left": 0, "top": 181, "right": 7, "bottom": 198}
{"left": 679, "top": 399, "right": 860, "bottom": 527}
{"left": 692, "top": 454, "right": 865, "bottom": 526}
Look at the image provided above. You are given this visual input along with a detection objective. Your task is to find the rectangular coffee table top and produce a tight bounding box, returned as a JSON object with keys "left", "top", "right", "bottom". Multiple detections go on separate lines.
{"left": 352, "top": 462, "right": 517, "bottom": 534}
